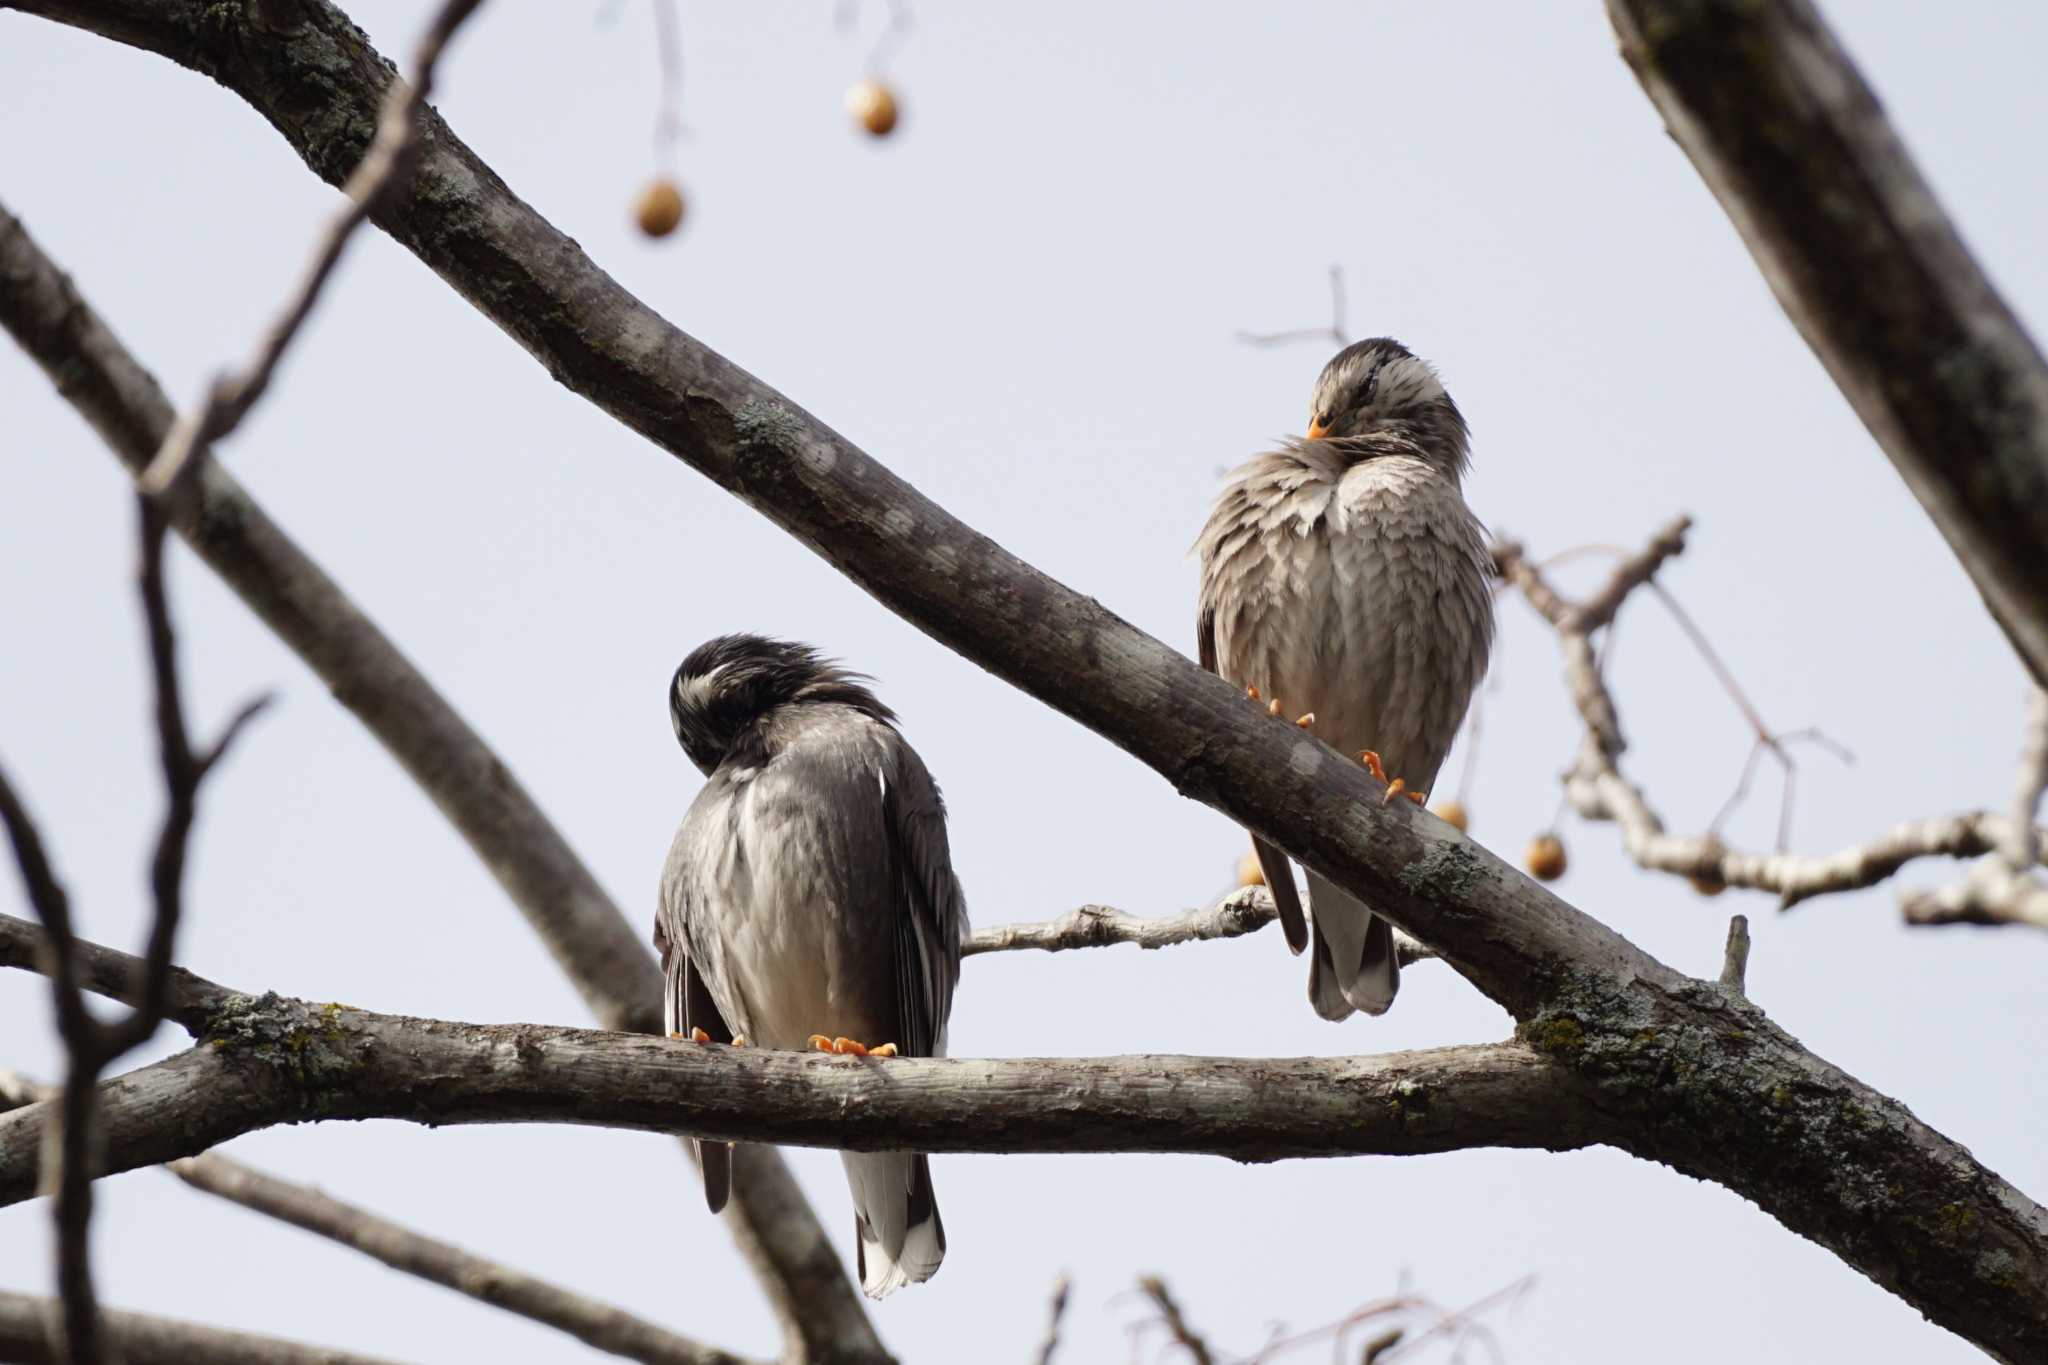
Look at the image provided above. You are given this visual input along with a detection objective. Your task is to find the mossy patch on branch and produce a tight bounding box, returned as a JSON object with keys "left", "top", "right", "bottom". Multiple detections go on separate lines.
{"left": 203, "top": 991, "right": 365, "bottom": 1105}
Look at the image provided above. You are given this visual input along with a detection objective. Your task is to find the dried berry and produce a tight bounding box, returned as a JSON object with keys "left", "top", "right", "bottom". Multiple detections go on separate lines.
{"left": 1235, "top": 851, "right": 1265, "bottom": 888}
{"left": 635, "top": 178, "right": 686, "bottom": 238}
{"left": 1525, "top": 834, "right": 1567, "bottom": 882}
{"left": 846, "top": 79, "right": 900, "bottom": 137}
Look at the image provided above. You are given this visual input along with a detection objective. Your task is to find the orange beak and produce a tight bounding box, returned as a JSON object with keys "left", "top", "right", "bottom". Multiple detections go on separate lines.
{"left": 1307, "top": 415, "right": 1331, "bottom": 440}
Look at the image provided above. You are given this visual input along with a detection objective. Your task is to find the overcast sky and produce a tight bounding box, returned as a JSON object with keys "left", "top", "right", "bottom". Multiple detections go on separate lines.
{"left": 4, "top": 2, "right": 2046, "bottom": 1361}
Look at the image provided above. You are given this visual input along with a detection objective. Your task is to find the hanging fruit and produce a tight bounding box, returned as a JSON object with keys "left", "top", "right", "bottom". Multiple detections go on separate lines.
{"left": 1235, "top": 850, "right": 1265, "bottom": 888}
{"left": 634, "top": 178, "right": 686, "bottom": 238}
{"left": 846, "top": 77, "right": 900, "bottom": 137}
{"left": 1524, "top": 833, "right": 1567, "bottom": 882}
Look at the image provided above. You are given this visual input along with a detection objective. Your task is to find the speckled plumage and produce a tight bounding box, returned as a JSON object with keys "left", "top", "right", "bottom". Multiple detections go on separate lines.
{"left": 657, "top": 635, "right": 966, "bottom": 1297}
{"left": 1196, "top": 340, "right": 1493, "bottom": 1020}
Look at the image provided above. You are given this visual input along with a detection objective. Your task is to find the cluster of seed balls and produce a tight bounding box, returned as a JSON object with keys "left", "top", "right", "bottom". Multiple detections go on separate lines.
{"left": 1235, "top": 801, "right": 1571, "bottom": 889}
{"left": 633, "top": 79, "right": 901, "bottom": 239}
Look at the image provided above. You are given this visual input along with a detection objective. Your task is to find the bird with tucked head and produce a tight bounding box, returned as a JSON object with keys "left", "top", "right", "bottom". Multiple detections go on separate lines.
{"left": 657, "top": 633, "right": 966, "bottom": 1299}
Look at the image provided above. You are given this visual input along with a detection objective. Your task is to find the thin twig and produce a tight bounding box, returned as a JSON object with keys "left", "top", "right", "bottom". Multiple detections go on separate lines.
{"left": 1034, "top": 1273, "right": 1073, "bottom": 1365}
{"left": 1495, "top": 521, "right": 2048, "bottom": 913}
{"left": 962, "top": 887, "right": 1436, "bottom": 967}
{"left": 836, "top": 0, "right": 913, "bottom": 76}
{"left": 1135, "top": 1277, "right": 1215, "bottom": 1365}
{"left": 1236, "top": 264, "right": 1349, "bottom": 348}
{"left": 1900, "top": 688, "right": 2048, "bottom": 929}
{"left": 137, "top": 0, "right": 488, "bottom": 498}
{"left": 651, "top": 0, "right": 683, "bottom": 170}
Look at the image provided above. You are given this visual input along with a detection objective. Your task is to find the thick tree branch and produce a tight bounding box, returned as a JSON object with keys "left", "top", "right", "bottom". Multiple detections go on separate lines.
{"left": 0, "top": 918, "right": 1586, "bottom": 1181}
{"left": 0, "top": 201, "right": 884, "bottom": 1365}
{"left": 1606, "top": 0, "right": 2048, "bottom": 688}
{"left": 0, "top": 1289, "right": 410, "bottom": 1365}
{"left": 167, "top": 1154, "right": 759, "bottom": 1365}
{"left": 0, "top": 1014, "right": 1585, "bottom": 1192}
{"left": 7, "top": 4, "right": 2048, "bottom": 1356}
{"left": 7, "top": 918, "right": 2048, "bottom": 1365}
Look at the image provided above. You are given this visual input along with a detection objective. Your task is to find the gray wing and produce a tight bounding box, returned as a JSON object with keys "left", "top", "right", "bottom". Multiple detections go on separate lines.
{"left": 877, "top": 731, "right": 967, "bottom": 1059}
{"left": 655, "top": 800, "right": 738, "bottom": 1214}
{"left": 1196, "top": 472, "right": 1311, "bottom": 958}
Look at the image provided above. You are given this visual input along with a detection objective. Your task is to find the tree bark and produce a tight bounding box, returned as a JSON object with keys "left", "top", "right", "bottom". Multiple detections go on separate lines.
{"left": 1606, "top": 0, "right": 2048, "bottom": 688}
{"left": 0, "top": 1288, "right": 410, "bottom": 1365}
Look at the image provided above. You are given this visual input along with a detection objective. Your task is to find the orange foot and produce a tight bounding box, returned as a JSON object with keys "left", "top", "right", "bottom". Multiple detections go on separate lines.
{"left": 1246, "top": 687, "right": 1315, "bottom": 728}
{"left": 807, "top": 1034, "right": 899, "bottom": 1057}
{"left": 1356, "top": 749, "right": 1428, "bottom": 807}
{"left": 669, "top": 1027, "right": 713, "bottom": 1043}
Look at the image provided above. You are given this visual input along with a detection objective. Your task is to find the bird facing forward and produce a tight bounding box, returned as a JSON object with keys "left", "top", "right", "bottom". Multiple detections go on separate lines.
{"left": 1195, "top": 338, "right": 1493, "bottom": 1020}
{"left": 656, "top": 634, "right": 967, "bottom": 1298}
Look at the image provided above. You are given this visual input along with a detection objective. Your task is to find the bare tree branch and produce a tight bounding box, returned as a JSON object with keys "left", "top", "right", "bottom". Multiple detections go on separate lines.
{"left": 166, "top": 1154, "right": 760, "bottom": 1365}
{"left": 0, "top": 945, "right": 1588, "bottom": 1182}
{"left": 964, "top": 887, "right": 1436, "bottom": 966}
{"left": 5, "top": 915, "right": 2048, "bottom": 1365}
{"left": 0, "top": 1288, "right": 412, "bottom": 1365}
{"left": 0, "top": 196, "right": 886, "bottom": 1365}
{"left": 1494, "top": 522, "right": 2048, "bottom": 910}
{"left": 8, "top": 3, "right": 2048, "bottom": 1356}
{"left": 1606, "top": 0, "right": 2048, "bottom": 689}
{"left": 1900, "top": 688, "right": 2048, "bottom": 929}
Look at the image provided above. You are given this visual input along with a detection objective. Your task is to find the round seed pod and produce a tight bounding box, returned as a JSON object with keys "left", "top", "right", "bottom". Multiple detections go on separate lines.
{"left": 635, "top": 178, "right": 686, "bottom": 237}
{"left": 846, "top": 78, "right": 900, "bottom": 137}
{"left": 1525, "top": 833, "right": 1567, "bottom": 882}
{"left": 1235, "top": 850, "right": 1265, "bottom": 888}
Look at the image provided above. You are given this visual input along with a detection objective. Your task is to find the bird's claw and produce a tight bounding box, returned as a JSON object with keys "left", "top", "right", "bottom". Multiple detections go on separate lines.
{"left": 1295, "top": 711, "right": 1316, "bottom": 730}
{"left": 808, "top": 1034, "right": 897, "bottom": 1057}
{"left": 669, "top": 1027, "right": 713, "bottom": 1044}
{"left": 1356, "top": 751, "right": 1426, "bottom": 805}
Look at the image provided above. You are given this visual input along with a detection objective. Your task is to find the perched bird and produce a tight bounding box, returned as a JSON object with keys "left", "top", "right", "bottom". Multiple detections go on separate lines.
{"left": 656, "top": 634, "right": 967, "bottom": 1298}
{"left": 1195, "top": 338, "right": 1492, "bottom": 1020}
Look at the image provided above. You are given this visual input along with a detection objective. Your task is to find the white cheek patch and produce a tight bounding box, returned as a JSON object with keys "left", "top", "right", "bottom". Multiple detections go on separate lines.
{"left": 677, "top": 662, "right": 730, "bottom": 713}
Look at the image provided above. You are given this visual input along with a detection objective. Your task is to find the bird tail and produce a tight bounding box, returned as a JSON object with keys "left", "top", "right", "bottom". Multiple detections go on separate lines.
{"left": 1304, "top": 870, "right": 1399, "bottom": 1018}
{"left": 694, "top": 1139, "right": 732, "bottom": 1215}
{"left": 843, "top": 1151, "right": 945, "bottom": 1299}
